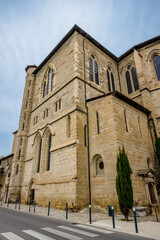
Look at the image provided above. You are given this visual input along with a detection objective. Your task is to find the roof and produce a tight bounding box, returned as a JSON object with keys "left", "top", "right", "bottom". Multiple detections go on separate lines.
{"left": 31, "top": 24, "right": 160, "bottom": 75}
{"left": 86, "top": 91, "right": 151, "bottom": 115}
{"left": 33, "top": 24, "right": 117, "bottom": 74}
{"left": 0, "top": 153, "right": 14, "bottom": 161}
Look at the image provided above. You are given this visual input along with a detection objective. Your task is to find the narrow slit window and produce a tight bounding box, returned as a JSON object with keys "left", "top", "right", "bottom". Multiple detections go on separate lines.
{"left": 51, "top": 69, "right": 54, "bottom": 91}
{"left": 47, "top": 134, "right": 52, "bottom": 171}
{"left": 111, "top": 72, "right": 115, "bottom": 91}
{"left": 20, "top": 137, "right": 23, "bottom": 146}
{"left": 22, "top": 123, "right": 25, "bottom": 130}
{"left": 37, "top": 139, "right": 42, "bottom": 173}
{"left": 124, "top": 110, "right": 128, "bottom": 132}
{"left": 27, "top": 90, "right": 30, "bottom": 97}
{"left": 59, "top": 99, "right": 61, "bottom": 110}
{"left": 138, "top": 116, "right": 142, "bottom": 138}
{"left": 66, "top": 115, "right": 71, "bottom": 138}
{"left": 84, "top": 125, "right": 87, "bottom": 146}
{"left": 29, "top": 80, "right": 31, "bottom": 86}
{"left": 18, "top": 149, "right": 21, "bottom": 160}
{"left": 16, "top": 164, "right": 19, "bottom": 175}
{"left": 107, "top": 67, "right": 115, "bottom": 92}
{"left": 96, "top": 111, "right": 100, "bottom": 134}
{"left": 24, "top": 113, "right": 26, "bottom": 120}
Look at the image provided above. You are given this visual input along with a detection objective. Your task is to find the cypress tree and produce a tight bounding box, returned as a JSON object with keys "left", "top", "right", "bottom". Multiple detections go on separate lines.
{"left": 116, "top": 146, "right": 133, "bottom": 220}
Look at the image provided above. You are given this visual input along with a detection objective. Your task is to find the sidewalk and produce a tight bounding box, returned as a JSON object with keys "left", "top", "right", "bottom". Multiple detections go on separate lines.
{"left": 1, "top": 203, "right": 160, "bottom": 240}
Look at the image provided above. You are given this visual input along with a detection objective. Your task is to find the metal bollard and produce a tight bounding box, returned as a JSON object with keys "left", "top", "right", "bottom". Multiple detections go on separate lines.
{"left": 29, "top": 205, "right": 30, "bottom": 212}
{"left": 66, "top": 203, "right": 68, "bottom": 219}
{"left": 133, "top": 208, "right": 138, "bottom": 233}
{"left": 48, "top": 201, "right": 50, "bottom": 216}
{"left": 15, "top": 203, "right": 17, "bottom": 209}
{"left": 111, "top": 206, "right": 115, "bottom": 229}
{"left": 155, "top": 207, "right": 159, "bottom": 222}
{"left": 89, "top": 205, "right": 92, "bottom": 224}
{"left": 7, "top": 200, "right": 9, "bottom": 207}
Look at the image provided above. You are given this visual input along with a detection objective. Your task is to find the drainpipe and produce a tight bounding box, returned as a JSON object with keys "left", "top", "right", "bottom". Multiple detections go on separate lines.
{"left": 116, "top": 62, "right": 121, "bottom": 92}
{"left": 83, "top": 36, "right": 91, "bottom": 210}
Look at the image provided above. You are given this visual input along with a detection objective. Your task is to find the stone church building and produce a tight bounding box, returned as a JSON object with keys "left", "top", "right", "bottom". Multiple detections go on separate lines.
{"left": 1, "top": 25, "right": 160, "bottom": 210}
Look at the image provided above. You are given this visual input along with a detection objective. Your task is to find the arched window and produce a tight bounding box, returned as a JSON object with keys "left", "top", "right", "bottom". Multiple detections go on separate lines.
{"left": 153, "top": 55, "right": 160, "bottom": 81}
{"left": 43, "top": 67, "right": 55, "bottom": 98}
{"left": 107, "top": 66, "right": 115, "bottom": 92}
{"left": 37, "top": 139, "right": 42, "bottom": 173}
{"left": 47, "top": 134, "right": 52, "bottom": 171}
{"left": 125, "top": 65, "right": 139, "bottom": 94}
{"left": 92, "top": 154, "right": 104, "bottom": 177}
{"left": 89, "top": 55, "right": 99, "bottom": 85}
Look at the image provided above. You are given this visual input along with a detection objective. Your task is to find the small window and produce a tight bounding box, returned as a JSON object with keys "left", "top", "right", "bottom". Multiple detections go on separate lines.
{"left": 47, "top": 69, "right": 51, "bottom": 95}
{"left": 96, "top": 111, "right": 100, "bottom": 134}
{"left": 24, "top": 113, "right": 26, "bottom": 120}
{"left": 18, "top": 149, "right": 21, "bottom": 160}
{"left": 124, "top": 110, "right": 128, "bottom": 132}
{"left": 26, "top": 101, "right": 28, "bottom": 108}
{"left": 84, "top": 125, "right": 87, "bottom": 146}
{"left": 43, "top": 110, "right": 45, "bottom": 119}
{"left": 55, "top": 102, "right": 58, "bottom": 112}
{"left": 37, "top": 139, "right": 42, "bottom": 173}
{"left": 59, "top": 99, "right": 61, "bottom": 110}
{"left": 153, "top": 55, "right": 160, "bottom": 81}
{"left": 66, "top": 115, "right": 71, "bottom": 138}
{"left": 89, "top": 58, "right": 93, "bottom": 82}
{"left": 46, "top": 109, "right": 48, "bottom": 117}
{"left": 51, "top": 69, "right": 54, "bottom": 91}
{"left": 27, "top": 90, "right": 30, "bottom": 97}
{"left": 29, "top": 80, "right": 31, "bottom": 86}
{"left": 16, "top": 164, "right": 19, "bottom": 175}
{"left": 138, "top": 116, "right": 142, "bottom": 138}
{"left": 22, "top": 123, "right": 25, "bottom": 130}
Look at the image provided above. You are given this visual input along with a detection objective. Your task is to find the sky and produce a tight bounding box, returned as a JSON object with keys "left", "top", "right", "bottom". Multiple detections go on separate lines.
{"left": 0, "top": 0, "right": 160, "bottom": 157}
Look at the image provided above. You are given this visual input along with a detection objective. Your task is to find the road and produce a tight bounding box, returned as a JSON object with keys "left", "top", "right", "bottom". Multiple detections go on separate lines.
{"left": 0, "top": 207, "right": 154, "bottom": 240}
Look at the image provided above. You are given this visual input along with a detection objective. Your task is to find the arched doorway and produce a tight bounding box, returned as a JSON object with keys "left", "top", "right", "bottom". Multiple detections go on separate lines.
{"left": 28, "top": 180, "right": 35, "bottom": 204}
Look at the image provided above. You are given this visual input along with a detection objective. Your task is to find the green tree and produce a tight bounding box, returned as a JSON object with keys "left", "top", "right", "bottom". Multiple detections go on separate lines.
{"left": 155, "top": 137, "right": 160, "bottom": 166}
{"left": 116, "top": 146, "right": 133, "bottom": 220}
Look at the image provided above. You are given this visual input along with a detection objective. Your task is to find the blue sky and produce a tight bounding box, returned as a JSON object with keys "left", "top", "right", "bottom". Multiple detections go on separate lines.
{"left": 0, "top": 0, "right": 160, "bottom": 156}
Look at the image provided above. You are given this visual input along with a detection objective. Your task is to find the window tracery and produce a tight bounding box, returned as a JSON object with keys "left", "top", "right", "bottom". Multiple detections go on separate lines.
{"left": 125, "top": 65, "right": 139, "bottom": 94}
{"left": 89, "top": 55, "right": 99, "bottom": 85}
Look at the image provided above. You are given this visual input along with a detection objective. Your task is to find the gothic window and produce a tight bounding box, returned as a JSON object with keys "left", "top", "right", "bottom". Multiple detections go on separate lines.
{"left": 107, "top": 66, "right": 115, "bottom": 92}
{"left": 47, "top": 134, "right": 52, "bottom": 171}
{"left": 43, "top": 67, "right": 55, "bottom": 98}
{"left": 89, "top": 55, "right": 99, "bottom": 85}
{"left": 37, "top": 139, "right": 42, "bottom": 173}
{"left": 153, "top": 55, "right": 160, "bottom": 81}
{"left": 125, "top": 65, "right": 139, "bottom": 94}
{"left": 55, "top": 99, "right": 61, "bottom": 112}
